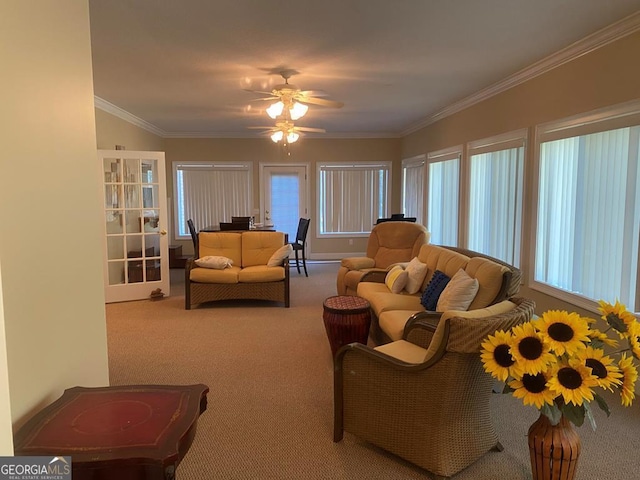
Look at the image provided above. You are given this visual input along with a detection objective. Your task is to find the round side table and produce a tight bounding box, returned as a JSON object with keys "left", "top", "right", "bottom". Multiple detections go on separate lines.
{"left": 323, "top": 295, "right": 371, "bottom": 357}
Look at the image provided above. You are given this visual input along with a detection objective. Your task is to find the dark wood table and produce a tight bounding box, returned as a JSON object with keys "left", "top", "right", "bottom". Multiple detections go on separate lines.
{"left": 13, "top": 384, "right": 209, "bottom": 480}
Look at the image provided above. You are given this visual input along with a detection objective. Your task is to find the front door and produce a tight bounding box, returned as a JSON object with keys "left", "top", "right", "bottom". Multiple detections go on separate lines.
{"left": 99, "top": 150, "right": 170, "bottom": 303}
{"left": 261, "top": 164, "right": 308, "bottom": 242}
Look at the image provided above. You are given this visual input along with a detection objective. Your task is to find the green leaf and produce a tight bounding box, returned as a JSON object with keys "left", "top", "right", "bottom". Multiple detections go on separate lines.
{"left": 594, "top": 393, "right": 611, "bottom": 417}
{"left": 589, "top": 338, "right": 604, "bottom": 349}
{"left": 562, "top": 403, "right": 585, "bottom": 427}
{"left": 502, "top": 382, "right": 515, "bottom": 394}
{"left": 607, "top": 313, "right": 628, "bottom": 333}
{"left": 584, "top": 402, "right": 597, "bottom": 431}
{"left": 541, "top": 403, "right": 562, "bottom": 425}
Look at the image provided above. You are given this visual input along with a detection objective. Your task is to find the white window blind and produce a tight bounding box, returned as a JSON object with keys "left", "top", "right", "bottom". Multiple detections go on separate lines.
{"left": 174, "top": 163, "right": 251, "bottom": 237}
{"left": 467, "top": 133, "right": 525, "bottom": 266}
{"left": 427, "top": 148, "right": 461, "bottom": 246}
{"left": 535, "top": 112, "right": 640, "bottom": 311}
{"left": 318, "top": 163, "right": 390, "bottom": 235}
{"left": 401, "top": 156, "right": 425, "bottom": 225}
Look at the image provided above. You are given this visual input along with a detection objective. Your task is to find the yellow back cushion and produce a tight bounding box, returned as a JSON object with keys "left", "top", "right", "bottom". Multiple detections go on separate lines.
{"left": 198, "top": 233, "right": 242, "bottom": 266}
{"left": 241, "top": 231, "right": 285, "bottom": 267}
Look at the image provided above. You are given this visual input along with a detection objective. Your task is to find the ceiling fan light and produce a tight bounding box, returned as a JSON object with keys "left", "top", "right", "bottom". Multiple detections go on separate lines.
{"left": 266, "top": 101, "right": 284, "bottom": 119}
{"left": 289, "top": 102, "right": 308, "bottom": 120}
{"left": 286, "top": 132, "right": 300, "bottom": 143}
{"left": 271, "top": 131, "right": 284, "bottom": 142}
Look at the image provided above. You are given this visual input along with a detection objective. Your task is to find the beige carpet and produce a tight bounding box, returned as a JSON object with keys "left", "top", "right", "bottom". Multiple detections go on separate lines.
{"left": 106, "top": 263, "right": 639, "bottom": 479}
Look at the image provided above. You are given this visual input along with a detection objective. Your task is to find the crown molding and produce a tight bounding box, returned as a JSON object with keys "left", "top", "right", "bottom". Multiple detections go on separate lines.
{"left": 157, "top": 131, "right": 399, "bottom": 139}
{"left": 94, "top": 96, "right": 166, "bottom": 137}
{"left": 402, "top": 11, "right": 640, "bottom": 136}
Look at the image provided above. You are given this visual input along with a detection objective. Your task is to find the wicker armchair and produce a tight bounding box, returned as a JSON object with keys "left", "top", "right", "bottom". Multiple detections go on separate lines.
{"left": 333, "top": 296, "right": 536, "bottom": 479}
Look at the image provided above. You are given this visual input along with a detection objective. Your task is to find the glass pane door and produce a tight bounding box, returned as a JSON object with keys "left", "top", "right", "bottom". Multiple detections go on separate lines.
{"left": 101, "top": 150, "right": 169, "bottom": 302}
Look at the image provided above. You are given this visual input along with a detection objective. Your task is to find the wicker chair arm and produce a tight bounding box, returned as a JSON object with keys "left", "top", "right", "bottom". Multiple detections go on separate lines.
{"left": 359, "top": 269, "right": 388, "bottom": 284}
{"left": 335, "top": 341, "right": 443, "bottom": 373}
{"left": 402, "top": 311, "right": 443, "bottom": 347}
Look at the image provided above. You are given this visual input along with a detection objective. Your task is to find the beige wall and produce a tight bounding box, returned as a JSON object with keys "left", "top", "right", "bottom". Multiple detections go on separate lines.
{"left": 0, "top": 0, "right": 109, "bottom": 436}
{"left": 95, "top": 108, "right": 165, "bottom": 151}
{"left": 164, "top": 137, "right": 402, "bottom": 257}
{"left": 402, "top": 31, "right": 640, "bottom": 315}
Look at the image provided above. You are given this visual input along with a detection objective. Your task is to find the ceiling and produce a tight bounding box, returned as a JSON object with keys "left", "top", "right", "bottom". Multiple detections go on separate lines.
{"left": 88, "top": 1, "right": 640, "bottom": 138}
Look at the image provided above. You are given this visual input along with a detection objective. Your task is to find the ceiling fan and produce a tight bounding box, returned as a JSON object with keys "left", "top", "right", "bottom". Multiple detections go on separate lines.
{"left": 245, "top": 69, "right": 344, "bottom": 118}
{"left": 247, "top": 119, "right": 325, "bottom": 144}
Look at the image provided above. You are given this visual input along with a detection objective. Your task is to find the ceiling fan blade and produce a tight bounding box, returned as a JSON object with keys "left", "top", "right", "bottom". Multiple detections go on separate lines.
{"left": 297, "top": 96, "right": 344, "bottom": 108}
{"left": 247, "top": 126, "right": 277, "bottom": 130}
{"left": 247, "top": 97, "right": 280, "bottom": 102}
{"left": 243, "top": 88, "right": 277, "bottom": 96}
{"left": 298, "top": 90, "right": 328, "bottom": 97}
{"left": 294, "top": 126, "right": 326, "bottom": 133}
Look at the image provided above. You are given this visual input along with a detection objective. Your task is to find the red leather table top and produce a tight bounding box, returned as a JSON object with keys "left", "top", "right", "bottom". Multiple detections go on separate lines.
{"left": 14, "top": 384, "right": 209, "bottom": 480}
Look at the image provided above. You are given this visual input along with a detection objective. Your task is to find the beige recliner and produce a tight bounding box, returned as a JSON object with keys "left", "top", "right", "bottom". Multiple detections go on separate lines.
{"left": 336, "top": 222, "right": 430, "bottom": 295}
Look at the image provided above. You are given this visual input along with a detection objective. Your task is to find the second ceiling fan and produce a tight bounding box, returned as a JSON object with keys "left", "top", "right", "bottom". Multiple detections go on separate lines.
{"left": 245, "top": 69, "right": 344, "bottom": 119}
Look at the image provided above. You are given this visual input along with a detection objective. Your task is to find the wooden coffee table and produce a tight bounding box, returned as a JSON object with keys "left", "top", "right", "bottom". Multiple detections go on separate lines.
{"left": 13, "top": 384, "right": 209, "bottom": 480}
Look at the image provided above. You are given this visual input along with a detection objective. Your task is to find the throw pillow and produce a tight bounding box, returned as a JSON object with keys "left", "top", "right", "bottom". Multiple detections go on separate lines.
{"left": 436, "top": 268, "right": 479, "bottom": 312}
{"left": 384, "top": 265, "right": 408, "bottom": 294}
{"left": 420, "top": 270, "right": 451, "bottom": 311}
{"left": 267, "top": 244, "right": 293, "bottom": 267}
{"left": 404, "top": 257, "right": 428, "bottom": 294}
{"left": 195, "top": 255, "right": 233, "bottom": 269}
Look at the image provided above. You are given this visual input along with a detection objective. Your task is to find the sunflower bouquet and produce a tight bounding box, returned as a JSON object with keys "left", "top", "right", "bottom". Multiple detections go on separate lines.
{"left": 480, "top": 300, "right": 639, "bottom": 429}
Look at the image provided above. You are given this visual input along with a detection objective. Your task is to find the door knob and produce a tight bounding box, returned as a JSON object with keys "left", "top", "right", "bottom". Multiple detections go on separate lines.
{"left": 160, "top": 229, "right": 167, "bottom": 236}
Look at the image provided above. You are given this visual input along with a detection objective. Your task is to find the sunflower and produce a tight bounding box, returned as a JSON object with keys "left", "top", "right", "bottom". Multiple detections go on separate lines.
{"left": 619, "top": 355, "right": 638, "bottom": 407}
{"left": 576, "top": 346, "right": 622, "bottom": 391}
{"left": 547, "top": 358, "right": 598, "bottom": 406}
{"left": 481, "top": 330, "right": 520, "bottom": 381}
{"left": 587, "top": 328, "right": 619, "bottom": 348}
{"left": 628, "top": 333, "right": 640, "bottom": 360}
{"left": 509, "top": 322, "right": 557, "bottom": 375}
{"left": 509, "top": 371, "right": 556, "bottom": 409}
{"left": 598, "top": 300, "right": 638, "bottom": 337}
{"left": 534, "top": 310, "right": 590, "bottom": 356}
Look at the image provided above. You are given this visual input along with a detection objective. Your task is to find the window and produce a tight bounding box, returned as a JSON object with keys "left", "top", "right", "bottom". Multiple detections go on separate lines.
{"left": 467, "top": 131, "right": 525, "bottom": 267}
{"left": 534, "top": 103, "right": 640, "bottom": 311}
{"left": 318, "top": 162, "right": 390, "bottom": 235}
{"left": 401, "top": 156, "right": 425, "bottom": 225}
{"left": 174, "top": 163, "right": 251, "bottom": 237}
{"left": 427, "top": 147, "right": 461, "bottom": 246}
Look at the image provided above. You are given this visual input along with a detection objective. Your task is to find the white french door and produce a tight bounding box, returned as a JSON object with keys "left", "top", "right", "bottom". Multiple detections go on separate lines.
{"left": 99, "top": 150, "right": 170, "bottom": 303}
{"left": 261, "top": 165, "right": 308, "bottom": 242}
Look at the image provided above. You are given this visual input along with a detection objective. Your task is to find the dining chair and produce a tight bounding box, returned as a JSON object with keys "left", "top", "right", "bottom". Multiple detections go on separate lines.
{"left": 187, "top": 219, "right": 198, "bottom": 255}
{"left": 289, "top": 218, "right": 310, "bottom": 277}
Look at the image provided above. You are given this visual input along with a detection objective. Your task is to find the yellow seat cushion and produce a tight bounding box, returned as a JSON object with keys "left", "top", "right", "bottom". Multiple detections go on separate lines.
{"left": 190, "top": 266, "right": 240, "bottom": 284}
{"left": 367, "top": 292, "right": 422, "bottom": 317}
{"left": 379, "top": 310, "right": 422, "bottom": 341}
{"left": 238, "top": 265, "right": 285, "bottom": 283}
{"left": 375, "top": 340, "right": 427, "bottom": 364}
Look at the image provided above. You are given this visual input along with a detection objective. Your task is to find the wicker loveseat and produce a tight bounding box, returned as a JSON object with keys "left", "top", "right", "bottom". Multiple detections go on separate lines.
{"left": 333, "top": 296, "right": 536, "bottom": 479}
{"left": 185, "top": 231, "right": 290, "bottom": 309}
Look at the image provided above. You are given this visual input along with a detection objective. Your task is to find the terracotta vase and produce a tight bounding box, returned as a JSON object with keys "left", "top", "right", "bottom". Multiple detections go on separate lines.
{"left": 528, "top": 413, "right": 581, "bottom": 480}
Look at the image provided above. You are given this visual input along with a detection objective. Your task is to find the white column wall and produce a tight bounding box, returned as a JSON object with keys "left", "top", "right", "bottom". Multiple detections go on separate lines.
{"left": 0, "top": 0, "right": 109, "bottom": 437}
